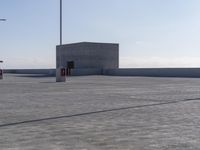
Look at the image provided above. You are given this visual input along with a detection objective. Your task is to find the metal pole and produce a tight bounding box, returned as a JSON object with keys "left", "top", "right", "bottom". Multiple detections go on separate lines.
{"left": 59, "top": 0, "right": 63, "bottom": 68}
{"left": 60, "top": 0, "right": 62, "bottom": 45}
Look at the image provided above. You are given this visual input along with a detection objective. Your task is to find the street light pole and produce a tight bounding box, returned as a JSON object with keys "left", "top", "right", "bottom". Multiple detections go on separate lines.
{"left": 0, "top": 19, "right": 5, "bottom": 78}
{"left": 60, "top": 0, "right": 62, "bottom": 45}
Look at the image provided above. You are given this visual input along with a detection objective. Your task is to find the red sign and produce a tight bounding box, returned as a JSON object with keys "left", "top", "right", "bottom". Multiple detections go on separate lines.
{"left": 60, "top": 68, "right": 66, "bottom": 76}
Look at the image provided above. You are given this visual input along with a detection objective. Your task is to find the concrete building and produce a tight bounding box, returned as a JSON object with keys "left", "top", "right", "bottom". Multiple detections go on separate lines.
{"left": 56, "top": 42, "right": 119, "bottom": 70}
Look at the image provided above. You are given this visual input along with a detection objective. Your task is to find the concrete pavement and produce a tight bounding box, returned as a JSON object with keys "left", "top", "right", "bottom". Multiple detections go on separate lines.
{"left": 0, "top": 74, "right": 200, "bottom": 150}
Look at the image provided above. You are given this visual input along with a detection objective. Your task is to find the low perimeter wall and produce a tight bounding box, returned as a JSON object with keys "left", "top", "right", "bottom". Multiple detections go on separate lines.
{"left": 4, "top": 68, "right": 200, "bottom": 78}
{"left": 103, "top": 68, "right": 200, "bottom": 78}
{"left": 5, "top": 69, "right": 56, "bottom": 76}
{"left": 4, "top": 68, "right": 102, "bottom": 76}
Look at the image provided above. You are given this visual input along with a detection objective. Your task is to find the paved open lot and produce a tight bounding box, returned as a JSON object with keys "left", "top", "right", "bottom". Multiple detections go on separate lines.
{"left": 1, "top": 74, "right": 200, "bottom": 150}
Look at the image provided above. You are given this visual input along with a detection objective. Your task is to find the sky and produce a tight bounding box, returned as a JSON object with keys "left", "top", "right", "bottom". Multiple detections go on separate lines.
{"left": 1, "top": 0, "right": 200, "bottom": 69}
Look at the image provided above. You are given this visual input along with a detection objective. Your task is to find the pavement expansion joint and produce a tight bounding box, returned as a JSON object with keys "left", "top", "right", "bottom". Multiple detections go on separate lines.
{"left": 0, "top": 97, "right": 199, "bottom": 128}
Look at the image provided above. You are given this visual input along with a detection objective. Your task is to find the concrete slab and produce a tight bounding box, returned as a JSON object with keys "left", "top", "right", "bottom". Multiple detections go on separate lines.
{"left": 0, "top": 74, "right": 200, "bottom": 149}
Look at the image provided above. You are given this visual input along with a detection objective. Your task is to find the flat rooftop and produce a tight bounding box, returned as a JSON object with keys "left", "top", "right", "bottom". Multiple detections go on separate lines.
{"left": 0, "top": 74, "right": 200, "bottom": 149}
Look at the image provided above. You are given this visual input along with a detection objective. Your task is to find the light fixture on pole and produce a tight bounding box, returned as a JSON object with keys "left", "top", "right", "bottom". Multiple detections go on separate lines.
{"left": 0, "top": 19, "right": 6, "bottom": 21}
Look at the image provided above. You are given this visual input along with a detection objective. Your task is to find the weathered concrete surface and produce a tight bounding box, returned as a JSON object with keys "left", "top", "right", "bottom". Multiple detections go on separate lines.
{"left": 0, "top": 74, "right": 200, "bottom": 150}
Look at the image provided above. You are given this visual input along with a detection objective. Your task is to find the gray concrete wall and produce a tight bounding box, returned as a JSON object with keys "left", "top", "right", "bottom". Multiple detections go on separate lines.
{"left": 71, "top": 68, "right": 102, "bottom": 76}
{"left": 104, "top": 68, "right": 200, "bottom": 78}
{"left": 56, "top": 42, "right": 119, "bottom": 69}
{"left": 4, "top": 68, "right": 200, "bottom": 78}
{"left": 4, "top": 68, "right": 102, "bottom": 76}
{"left": 4, "top": 69, "right": 56, "bottom": 76}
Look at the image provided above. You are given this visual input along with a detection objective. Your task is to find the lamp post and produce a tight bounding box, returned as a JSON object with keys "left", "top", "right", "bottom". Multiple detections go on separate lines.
{"left": 60, "top": 0, "right": 62, "bottom": 45}
{"left": 56, "top": 0, "right": 66, "bottom": 82}
{"left": 0, "top": 19, "right": 6, "bottom": 78}
{"left": 0, "top": 19, "right": 6, "bottom": 79}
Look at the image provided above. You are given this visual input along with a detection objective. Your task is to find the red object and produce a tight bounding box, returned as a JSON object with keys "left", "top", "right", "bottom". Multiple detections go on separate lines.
{"left": 60, "top": 68, "right": 66, "bottom": 76}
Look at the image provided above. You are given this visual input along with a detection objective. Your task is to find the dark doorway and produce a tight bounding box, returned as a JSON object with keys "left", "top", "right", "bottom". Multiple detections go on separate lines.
{"left": 67, "top": 61, "right": 75, "bottom": 76}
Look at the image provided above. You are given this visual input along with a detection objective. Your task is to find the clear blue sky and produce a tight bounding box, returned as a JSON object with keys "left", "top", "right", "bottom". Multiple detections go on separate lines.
{"left": 1, "top": 0, "right": 200, "bottom": 69}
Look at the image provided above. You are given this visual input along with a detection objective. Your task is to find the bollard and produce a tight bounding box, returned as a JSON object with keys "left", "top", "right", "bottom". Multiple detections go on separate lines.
{"left": 56, "top": 67, "right": 66, "bottom": 82}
